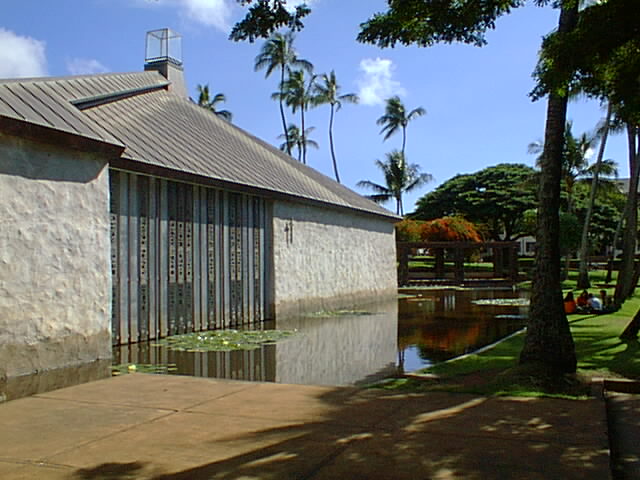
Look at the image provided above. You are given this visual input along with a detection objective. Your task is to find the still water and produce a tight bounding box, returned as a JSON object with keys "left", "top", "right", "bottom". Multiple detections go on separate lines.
{"left": 113, "top": 288, "right": 528, "bottom": 387}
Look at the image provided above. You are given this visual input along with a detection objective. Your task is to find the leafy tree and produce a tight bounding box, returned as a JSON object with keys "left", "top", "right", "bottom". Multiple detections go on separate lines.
{"left": 230, "top": 0, "right": 310, "bottom": 42}
{"left": 614, "top": 128, "right": 640, "bottom": 305}
{"left": 277, "top": 123, "right": 318, "bottom": 162}
{"left": 196, "top": 84, "right": 232, "bottom": 122}
{"left": 529, "top": 122, "right": 618, "bottom": 214}
{"left": 395, "top": 218, "right": 423, "bottom": 242}
{"left": 576, "top": 105, "right": 617, "bottom": 289}
{"left": 276, "top": 69, "right": 317, "bottom": 164}
{"left": 420, "top": 217, "right": 482, "bottom": 243}
{"left": 254, "top": 31, "right": 312, "bottom": 156}
{"left": 312, "top": 70, "right": 359, "bottom": 183}
{"left": 572, "top": 183, "right": 624, "bottom": 256}
{"left": 376, "top": 96, "right": 425, "bottom": 157}
{"left": 414, "top": 164, "right": 537, "bottom": 241}
{"left": 357, "top": 150, "right": 433, "bottom": 215}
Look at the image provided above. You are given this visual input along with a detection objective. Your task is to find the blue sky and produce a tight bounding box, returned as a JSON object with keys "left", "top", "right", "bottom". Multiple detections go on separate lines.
{"left": 0, "top": 0, "right": 627, "bottom": 214}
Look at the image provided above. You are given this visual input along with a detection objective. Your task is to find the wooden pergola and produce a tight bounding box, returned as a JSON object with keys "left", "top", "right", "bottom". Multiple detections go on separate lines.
{"left": 397, "top": 241, "right": 520, "bottom": 286}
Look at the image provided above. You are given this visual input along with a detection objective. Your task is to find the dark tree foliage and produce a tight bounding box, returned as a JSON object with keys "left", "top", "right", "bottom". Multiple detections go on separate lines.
{"left": 358, "top": 0, "right": 527, "bottom": 47}
{"left": 230, "top": 0, "right": 310, "bottom": 42}
{"left": 532, "top": 0, "right": 640, "bottom": 123}
{"left": 413, "top": 163, "right": 537, "bottom": 241}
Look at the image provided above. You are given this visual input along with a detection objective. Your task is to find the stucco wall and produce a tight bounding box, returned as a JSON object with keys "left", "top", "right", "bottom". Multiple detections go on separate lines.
{"left": 0, "top": 132, "right": 112, "bottom": 380}
{"left": 273, "top": 200, "right": 397, "bottom": 317}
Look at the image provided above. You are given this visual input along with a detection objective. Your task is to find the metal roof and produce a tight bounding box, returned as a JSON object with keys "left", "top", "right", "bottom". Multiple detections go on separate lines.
{"left": 0, "top": 72, "right": 398, "bottom": 220}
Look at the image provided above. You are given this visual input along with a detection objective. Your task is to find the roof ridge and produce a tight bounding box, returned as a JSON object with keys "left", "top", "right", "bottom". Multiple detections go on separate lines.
{"left": 71, "top": 81, "right": 170, "bottom": 110}
{"left": 0, "top": 70, "right": 163, "bottom": 84}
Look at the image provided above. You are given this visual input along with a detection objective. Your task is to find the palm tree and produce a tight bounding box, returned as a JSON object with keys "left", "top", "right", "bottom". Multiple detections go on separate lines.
{"left": 254, "top": 31, "right": 312, "bottom": 156}
{"left": 529, "top": 122, "right": 618, "bottom": 214}
{"left": 357, "top": 150, "right": 432, "bottom": 215}
{"left": 312, "top": 70, "right": 359, "bottom": 183}
{"left": 376, "top": 96, "right": 425, "bottom": 156}
{"left": 196, "top": 84, "right": 232, "bottom": 121}
{"left": 277, "top": 69, "right": 317, "bottom": 164}
{"left": 278, "top": 124, "right": 318, "bottom": 162}
{"left": 577, "top": 104, "right": 616, "bottom": 289}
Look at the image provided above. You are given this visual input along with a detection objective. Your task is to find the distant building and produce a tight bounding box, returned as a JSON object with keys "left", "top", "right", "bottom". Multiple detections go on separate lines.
{"left": 0, "top": 30, "right": 398, "bottom": 386}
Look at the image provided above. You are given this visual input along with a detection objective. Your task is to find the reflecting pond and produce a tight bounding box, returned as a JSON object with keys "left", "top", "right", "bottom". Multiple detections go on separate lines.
{"left": 113, "top": 288, "right": 529, "bottom": 386}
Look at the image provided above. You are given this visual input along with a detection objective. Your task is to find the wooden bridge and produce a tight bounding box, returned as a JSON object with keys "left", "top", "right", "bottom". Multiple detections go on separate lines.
{"left": 397, "top": 241, "right": 520, "bottom": 287}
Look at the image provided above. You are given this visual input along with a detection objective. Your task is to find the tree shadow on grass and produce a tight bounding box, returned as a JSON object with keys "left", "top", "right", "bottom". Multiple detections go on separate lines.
{"left": 74, "top": 462, "right": 147, "bottom": 480}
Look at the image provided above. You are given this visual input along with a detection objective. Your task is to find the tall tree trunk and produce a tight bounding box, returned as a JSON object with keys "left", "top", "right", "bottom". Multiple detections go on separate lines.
{"left": 328, "top": 104, "right": 340, "bottom": 182}
{"left": 279, "top": 67, "right": 291, "bottom": 156}
{"left": 301, "top": 107, "right": 307, "bottom": 164}
{"left": 519, "top": 0, "right": 578, "bottom": 374}
{"left": 401, "top": 126, "right": 407, "bottom": 157}
{"left": 577, "top": 103, "right": 613, "bottom": 289}
{"left": 620, "top": 307, "right": 640, "bottom": 340}
{"left": 614, "top": 125, "right": 639, "bottom": 305}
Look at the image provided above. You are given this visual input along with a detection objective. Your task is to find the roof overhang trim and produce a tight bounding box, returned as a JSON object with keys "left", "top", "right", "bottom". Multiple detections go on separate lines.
{"left": 0, "top": 114, "right": 125, "bottom": 158}
{"left": 110, "top": 158, "right": 400, "bottom": 223}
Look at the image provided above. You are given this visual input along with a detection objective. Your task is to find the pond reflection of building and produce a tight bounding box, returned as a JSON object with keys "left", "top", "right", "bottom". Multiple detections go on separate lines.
{"left": 273, "top": 299, "right": 398, "bottom": 386}
{"left": 113, "top": 342, "right": 276, "bottom": 382}
{"left": 112, "top": 298, "right": 398, "bottom": 387}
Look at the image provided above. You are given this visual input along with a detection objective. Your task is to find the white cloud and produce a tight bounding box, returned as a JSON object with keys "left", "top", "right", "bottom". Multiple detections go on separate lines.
{"left": 133, "top": 0, "right": 312, "bottom": 32}
{"left": 67, "top": 58, "right": 109, "bottom": 76}
{"left": 285, "top": 0, "right": 316, "bottom": 12}
{"left": 0, "top": 28, "right": 47, "bottom": 78}
{"left": 181, "top": 0, "right": 232, "bottom": 30}
{"left": 138, "top": 0, "right": 232, "bottom": 31}
{"left": 356, "top": 58, "right": 406, "bottom": 107}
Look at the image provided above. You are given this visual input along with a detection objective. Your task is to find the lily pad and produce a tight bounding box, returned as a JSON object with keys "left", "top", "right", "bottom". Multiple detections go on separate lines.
{"left": 153, "top": 329, "right": 296, "bottom": 352}
{"left": 112, "top": 363, "right": 178, "bottom": 376}
{"left": 472, "top": 298, "right": 530, "bottom": 307}
{"left": 307, "top": 310, "right": 375, "bottom": 318}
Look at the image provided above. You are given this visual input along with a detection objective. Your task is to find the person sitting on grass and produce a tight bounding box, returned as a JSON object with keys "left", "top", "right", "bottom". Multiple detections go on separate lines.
{"left": 577, "top": 290, "right": 589, "bottom": 309}
{"left": 587, "top": 293, "right": 603, "bottom": 313}
{"left": 563, "top": 291, "right": 577, "bottom": 314}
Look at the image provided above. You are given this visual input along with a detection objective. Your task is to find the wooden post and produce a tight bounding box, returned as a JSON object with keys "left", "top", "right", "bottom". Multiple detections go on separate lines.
{"left": 510, "top": 244, "right": 519, "bottom": 283}
{"left": 455, "top": 247, "right": 465, "bottom": 284}
{"left": 493, "top": 247, "right": 503, "bottom": 277}
{"left": 398, "top": 244, "right": 409, "bottom": 286}
{"left": 435, "top": 248, "right": 445, "bottom": 279}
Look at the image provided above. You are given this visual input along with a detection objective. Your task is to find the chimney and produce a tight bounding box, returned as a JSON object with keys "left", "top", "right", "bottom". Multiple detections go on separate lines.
{"left": 144, "top": 29, "right": 187, "bottom": 98}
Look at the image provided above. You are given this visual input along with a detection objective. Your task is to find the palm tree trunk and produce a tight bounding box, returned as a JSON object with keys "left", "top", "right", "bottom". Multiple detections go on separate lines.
{"left": 519, "top": 0, "right": 578, "bottom": 374}
{"left": 301, "top": 107, "right": 306, "bottom": 164}
{"left": 280, "top": 67, "right": 291, "bottom": 156}
{"left": 328, "top": 104, "right": 340, "bottom": 182}
{"left": 614, "top": 125, "right": 640, "bottom": 305}
{"left": 401, "top": 126, "right": 407, "bottom": 157}
{"left": 577, "top": 103, "right": 613, "bottom": 289}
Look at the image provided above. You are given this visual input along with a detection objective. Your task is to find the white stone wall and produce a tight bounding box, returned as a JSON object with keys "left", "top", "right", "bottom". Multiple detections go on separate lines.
{"left": 0, "top": 132, "right": 112, "bottom": 379}
{"left": 272, "top": 200, "right": 397, "bottom": 317}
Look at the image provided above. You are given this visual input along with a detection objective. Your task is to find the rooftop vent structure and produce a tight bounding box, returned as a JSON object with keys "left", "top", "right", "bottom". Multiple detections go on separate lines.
{"left": 144, "top": 28, "right": 187, "bottom": 98}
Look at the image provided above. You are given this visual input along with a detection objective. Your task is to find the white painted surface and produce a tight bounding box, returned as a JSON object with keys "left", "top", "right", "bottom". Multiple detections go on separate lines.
{"left": 273, "top": 200, "right": 397, "bottom": 316}
{"left": 0, "top": 133, "right": 112, "bottom": 378}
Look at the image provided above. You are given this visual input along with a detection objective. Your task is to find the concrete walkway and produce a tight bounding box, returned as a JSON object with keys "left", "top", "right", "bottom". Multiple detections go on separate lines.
{"left": 0, "top": 374, "right": 613, "bottom": 479}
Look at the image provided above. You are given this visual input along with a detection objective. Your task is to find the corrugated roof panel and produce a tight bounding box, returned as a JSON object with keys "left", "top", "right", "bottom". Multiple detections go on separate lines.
{"left": 28, "top": 83, "right": 98, "bottom": 137}
{"left": 0, "top": 83, "right": 51, "bottom": 126}
{"left": 0, "top": 96, "right": 19, "bottom": 117}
